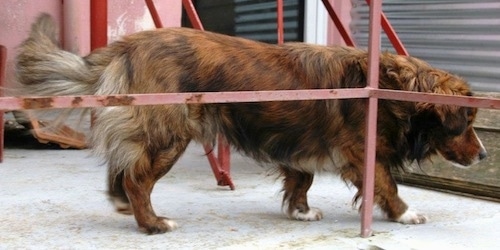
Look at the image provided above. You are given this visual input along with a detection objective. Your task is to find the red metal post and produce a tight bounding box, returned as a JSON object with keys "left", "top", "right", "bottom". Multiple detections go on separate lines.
{"left": 361, "top": 0, "right": 383, "bottom": 238}
{"left": 181, "top": 0, "right": 233, "bottom": 188}
{"left": 365, "top": 0, "right": 408, "bottom": 56}
{"left": 90, "top": 0, "right": 108, "bottom": 50}
{"left": 145, "top": 0, "right": 164, "bottom": 28}
{"left": 380, "top": 12, "right": 408, "bottom": 56}
{"left": 0, "top": 45, "right": 6, "bottom": 162}
{"left": 217, "top": 135, "right": 233, "bottom": 187}
{"left": 321, "top": 0, "right": 356, "bottom": 47}
{"left": 90, "top": 0, "right": 107, "bottom": 126}
{"left": 145, "top": 0, "right": 233, "bottom": 188}
{"left": 276, "top": 0, "right": 284, "bottom": 44}
{"left": 182, "top": 0, "right": 205, "bottom": 30}
{"left": 202, "top": 137, "right": 233, "bottom": 189}
{"left": 203, "top": 144, "right": 221, "bottom": 181}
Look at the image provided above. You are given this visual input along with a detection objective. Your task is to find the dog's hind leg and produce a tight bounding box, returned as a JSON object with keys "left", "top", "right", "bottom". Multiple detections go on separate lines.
{"left": 108, "top": 169, "right": 132, "bottom": 215}
{"left": 122, "top": 137, "right": 191, "bottom": 234}
{"left": 280, "top": 166, "right": 323, "bottom": 221}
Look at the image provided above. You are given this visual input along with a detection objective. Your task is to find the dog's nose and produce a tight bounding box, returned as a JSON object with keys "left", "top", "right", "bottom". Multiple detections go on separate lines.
{"left": 479, "top": 149, "right": 487, "bottom": 161}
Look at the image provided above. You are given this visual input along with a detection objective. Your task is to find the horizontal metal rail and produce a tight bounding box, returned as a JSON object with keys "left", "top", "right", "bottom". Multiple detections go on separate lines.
{"left": 373, "top": 89, "right": 500, "bottom": 109}
{"left": 1, "top": 88, "right": 498, "bottom": 111}
{"left": 0, "top": 89, "right": 370, "bottom": 110}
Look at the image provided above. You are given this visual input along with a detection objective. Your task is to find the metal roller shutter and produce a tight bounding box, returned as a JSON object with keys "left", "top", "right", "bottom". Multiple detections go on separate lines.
{"left": 351, "top": 0, "right": 500, "bottom": 91}
{"left": 234, "top": 0, "right": 303, "bottom": 43}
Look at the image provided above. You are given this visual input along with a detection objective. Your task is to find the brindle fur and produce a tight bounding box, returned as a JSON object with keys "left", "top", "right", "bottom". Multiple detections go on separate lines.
{"left": 16, "top": 14, "right": 486, "bottom": 234}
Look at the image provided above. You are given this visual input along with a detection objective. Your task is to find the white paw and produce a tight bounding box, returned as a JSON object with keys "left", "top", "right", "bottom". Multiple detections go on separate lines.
{"left": 110, "top": 196, "right": 132, "bottom": 215}
{"left": 288, "top": 207, "right": 324, "bottom": 221}
{"left": 163, "top": 218, "right": 179, "bottom": 231}
{"left": 139, "top": 218, "right": 179, "bottom": 234}
{"left": 396, "top": 209, "right": 428, "bottom": 224}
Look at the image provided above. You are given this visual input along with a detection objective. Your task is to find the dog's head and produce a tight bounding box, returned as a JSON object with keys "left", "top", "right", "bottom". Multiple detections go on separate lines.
{"left": 410, "top": 70, "right": 487, "bottom": 168}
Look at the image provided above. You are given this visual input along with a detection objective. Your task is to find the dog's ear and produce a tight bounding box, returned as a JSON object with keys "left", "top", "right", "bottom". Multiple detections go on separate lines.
{"left": 432, "top": 105, "right": 468, "bottom": 135}
{"left": 364, "top": 53, "right": 422, "bottom": 89}
{"left": 416, "top": 71, "right": 471, "bottom": 134}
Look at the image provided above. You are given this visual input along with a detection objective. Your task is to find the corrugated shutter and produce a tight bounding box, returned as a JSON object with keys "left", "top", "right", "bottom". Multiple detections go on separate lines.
{"left": 351, "top": 0, "right": 500, "bottom": 91}
{"left": 234, "top": 0, "right": 303, "bottom": 43}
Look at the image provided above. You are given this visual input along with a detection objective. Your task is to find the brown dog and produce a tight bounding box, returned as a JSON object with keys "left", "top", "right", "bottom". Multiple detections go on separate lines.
{"left": 16, "top": 14, "right": 486, "bottom": 234}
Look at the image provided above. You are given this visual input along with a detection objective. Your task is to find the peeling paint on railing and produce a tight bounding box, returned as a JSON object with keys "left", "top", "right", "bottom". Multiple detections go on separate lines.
{"left": 0, "top": 89, "right": 370, "bottom": 111}
{"left": 2, "top": 88, "right": 499, "bottom": 112}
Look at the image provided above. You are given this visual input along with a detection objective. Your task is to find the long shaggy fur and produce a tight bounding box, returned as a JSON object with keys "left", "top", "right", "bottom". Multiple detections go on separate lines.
{"left": 16, "top": 14, "right": 486, "bottom": 234}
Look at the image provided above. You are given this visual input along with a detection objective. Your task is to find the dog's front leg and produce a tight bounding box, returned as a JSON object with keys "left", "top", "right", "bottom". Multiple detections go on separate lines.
{"left": 342, "top": 162, "right": 427, "bottom": 224}
{"left": 371, "top": 163, "right": 428, "bottom": 224}
{"left": 280, "top": 166, "right": 323, "bottom": 221}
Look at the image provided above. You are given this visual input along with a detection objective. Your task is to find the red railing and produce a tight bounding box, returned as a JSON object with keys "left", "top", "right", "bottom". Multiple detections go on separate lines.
{"left": 90, "top": 0, "right": 107, "bottom": 50}
{"left": 146, "top": 0, "right": 233, "bottom": 189}
{"left": 0, "top": 45, "right": 6, "bottom": 162}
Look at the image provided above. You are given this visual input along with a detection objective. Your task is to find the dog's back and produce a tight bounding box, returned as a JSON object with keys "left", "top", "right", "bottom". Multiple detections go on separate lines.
{"left": 16, "top": 16, "right": 375, "bottom": 170}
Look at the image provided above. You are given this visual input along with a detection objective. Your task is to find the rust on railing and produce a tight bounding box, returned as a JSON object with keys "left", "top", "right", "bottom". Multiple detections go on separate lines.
{"left": 3, "top": 89, "right": 499, "bottom": 111}
{"left": 1, "top": 89, "right": 370, "bottom": 111}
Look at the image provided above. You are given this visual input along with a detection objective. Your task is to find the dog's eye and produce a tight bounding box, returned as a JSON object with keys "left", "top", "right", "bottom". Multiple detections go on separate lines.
{"left": 466, "top": 108, "right": 474, "bottom": 117}
{"left": 466, "top": 108, "right": 476, "bottom": 125}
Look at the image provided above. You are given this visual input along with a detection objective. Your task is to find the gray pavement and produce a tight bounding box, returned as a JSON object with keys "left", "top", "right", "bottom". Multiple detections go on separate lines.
{"left": 0, "top": 143, "right": 499, "bottom": 249}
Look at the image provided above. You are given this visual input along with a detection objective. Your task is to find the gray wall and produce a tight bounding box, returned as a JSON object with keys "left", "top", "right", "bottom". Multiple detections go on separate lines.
{"left": 351, "top": 0, "right": 500, "bottom": 92}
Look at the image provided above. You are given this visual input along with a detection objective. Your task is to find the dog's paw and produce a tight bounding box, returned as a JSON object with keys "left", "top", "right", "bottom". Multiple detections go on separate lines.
{"left": 110, "top": 196, "right": 132, "bottom": 215}
{"left": 289, "top": 207, "right": 324, "bottom": 221}
{"left": 396, "top": 209, "right": 428, "bottom": 224}
{"left": 139, "top": 217, "right": 178, "bottom": 234}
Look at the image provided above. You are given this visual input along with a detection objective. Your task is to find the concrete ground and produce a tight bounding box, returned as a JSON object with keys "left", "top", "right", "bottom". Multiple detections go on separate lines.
{"left": 0, "top": 142, "right": 499, "bottom": 250}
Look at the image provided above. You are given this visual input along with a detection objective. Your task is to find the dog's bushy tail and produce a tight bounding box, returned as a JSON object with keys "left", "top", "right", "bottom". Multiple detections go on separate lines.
{"left": 16, "top": 13, "right": 95, "bottom": 96}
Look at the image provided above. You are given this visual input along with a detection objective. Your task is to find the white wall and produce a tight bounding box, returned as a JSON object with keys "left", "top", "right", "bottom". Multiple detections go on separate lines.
{"left": 304, "top": 0, "right": 352, "bottom": 46}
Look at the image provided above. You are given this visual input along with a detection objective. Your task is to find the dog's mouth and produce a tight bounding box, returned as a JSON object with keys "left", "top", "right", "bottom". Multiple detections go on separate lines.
{"left": 442, "top": 147, "right": 487, "bottom": 169}
{"left": 449, "top": 161, "right": 476, "bottom": 169}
